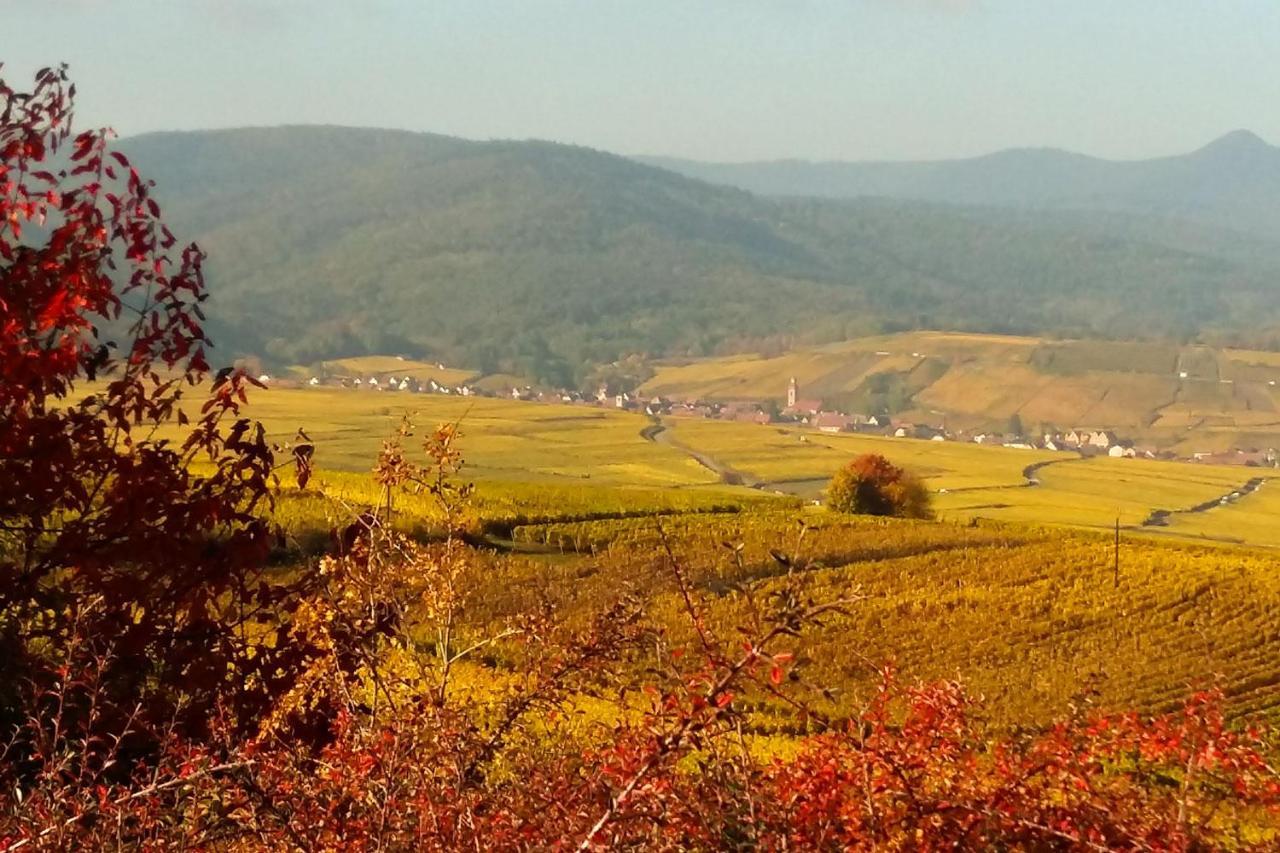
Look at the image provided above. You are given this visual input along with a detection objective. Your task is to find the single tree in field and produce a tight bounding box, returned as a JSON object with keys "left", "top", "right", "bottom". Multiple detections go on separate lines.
{"left": 826, "top": 453, "right": 932, "bottom": 519}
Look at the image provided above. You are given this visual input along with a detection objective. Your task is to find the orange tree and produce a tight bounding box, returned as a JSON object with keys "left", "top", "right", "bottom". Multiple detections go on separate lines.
{"left": 827, "top": 453, "right": 932, "bottom": 519}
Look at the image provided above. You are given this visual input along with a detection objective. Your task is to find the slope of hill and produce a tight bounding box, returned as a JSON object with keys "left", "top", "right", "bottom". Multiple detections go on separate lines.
{"left": 118, "top": 127, "right": 1280, "bottom": 385}
{"left": 639, "top": 130, "right": 1280, "bottom": 239}
{"left": 641, "top": 331, "right": 1280, "bottom": 452}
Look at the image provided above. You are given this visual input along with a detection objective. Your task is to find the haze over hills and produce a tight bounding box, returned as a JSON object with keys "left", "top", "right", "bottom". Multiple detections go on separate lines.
{"left": 639, "top": 130, "right": 1280, "bottom": 240}
{"left": 118, "top": 126, "right": 1280, "bottom": 386}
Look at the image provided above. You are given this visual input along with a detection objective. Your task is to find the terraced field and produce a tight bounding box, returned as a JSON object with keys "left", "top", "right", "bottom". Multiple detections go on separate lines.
{"left": 496, "top": 511, "right": 1280, "bottom": 727}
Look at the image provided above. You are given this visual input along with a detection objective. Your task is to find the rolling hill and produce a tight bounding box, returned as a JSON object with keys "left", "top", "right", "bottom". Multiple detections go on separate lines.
{"left": 117, "top": 126, "right": 1280, "bottom": 386}
{"left": 639, "top": 130, "right": 1280, "bottom": 239}
{"left": 641, "top": 331, "right": 1280, "bottom": 452}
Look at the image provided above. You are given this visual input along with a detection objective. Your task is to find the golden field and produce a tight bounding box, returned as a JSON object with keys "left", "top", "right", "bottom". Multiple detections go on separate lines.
{"left": 185, "top": 384, "right": 1280, "bottom": 552}
{"left": 159, "top": 382, "right": 1280, "bottom": 728}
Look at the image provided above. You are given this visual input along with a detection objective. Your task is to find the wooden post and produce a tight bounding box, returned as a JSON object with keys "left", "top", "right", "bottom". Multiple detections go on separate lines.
{"left": 1114, "top": 516, "right": 1120, "bottom": 588}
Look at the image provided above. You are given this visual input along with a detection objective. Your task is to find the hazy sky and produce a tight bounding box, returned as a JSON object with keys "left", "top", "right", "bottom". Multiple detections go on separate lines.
{"left": 8, "top": 1, "right": 1280, "bottom": 162}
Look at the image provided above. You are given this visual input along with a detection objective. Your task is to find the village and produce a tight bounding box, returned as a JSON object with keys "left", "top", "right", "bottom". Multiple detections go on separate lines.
{"left": 264, "top": 366, "right": 1280, "bottom": 470}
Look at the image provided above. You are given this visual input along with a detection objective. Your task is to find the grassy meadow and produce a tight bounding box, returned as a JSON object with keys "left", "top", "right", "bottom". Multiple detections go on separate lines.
{"left": 936, "top": 455, "right": 1258, "bottom": 531}
{"left": 1160, "top": 480, "right": 1280, "bottom": 549}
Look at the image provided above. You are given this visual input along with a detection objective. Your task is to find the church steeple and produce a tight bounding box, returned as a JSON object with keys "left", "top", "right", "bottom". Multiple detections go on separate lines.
{"left": 787, "top": 376, "right": 798, "bottom": 409}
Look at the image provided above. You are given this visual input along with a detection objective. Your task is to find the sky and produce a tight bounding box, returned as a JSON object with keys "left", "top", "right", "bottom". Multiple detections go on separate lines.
{"left": 8, "top": 1, "right": 1280, "bottom": 163}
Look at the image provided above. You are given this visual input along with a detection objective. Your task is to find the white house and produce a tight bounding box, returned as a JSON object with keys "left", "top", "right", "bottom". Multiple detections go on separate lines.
{"left": 1087, "top": 430, "right": 1117, "bottom": 449}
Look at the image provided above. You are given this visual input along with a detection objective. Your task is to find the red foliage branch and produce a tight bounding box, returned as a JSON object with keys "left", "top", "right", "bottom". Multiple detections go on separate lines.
{"left": 0, "top": 64, "right": 310, "bottom": 749}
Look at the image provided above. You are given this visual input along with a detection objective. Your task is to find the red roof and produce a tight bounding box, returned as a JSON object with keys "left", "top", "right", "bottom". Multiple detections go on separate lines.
{"left": 814, "top": 412, "right": 853, "bottom": 430}
{"left": 787, "top": 398, "right": 823, "bottom": 414}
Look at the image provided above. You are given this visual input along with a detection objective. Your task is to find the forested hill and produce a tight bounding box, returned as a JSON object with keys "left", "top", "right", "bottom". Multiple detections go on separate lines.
{"left": 639, "top": 130, "right": 1280, "bottom": 240}
{"left": 121, "top": 126, "right": 1280, "bottom": 385}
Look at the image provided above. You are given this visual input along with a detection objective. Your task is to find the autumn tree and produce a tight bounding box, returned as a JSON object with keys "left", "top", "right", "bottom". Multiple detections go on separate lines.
{"left": 0, "top": 64, "right": 336, "bottom": 753}
{"left": 827, "top": 453, "right": 932, "bottom": 519}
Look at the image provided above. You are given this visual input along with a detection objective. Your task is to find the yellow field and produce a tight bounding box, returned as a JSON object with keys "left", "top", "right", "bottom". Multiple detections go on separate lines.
{"left": 655, "top": 417, "right": 1271, "bottom": 541}
{"left": 150, "top": 383, "right": 1280, "bottom": 549}
{"left": 661, "top": 418, "right": 1056, "bottom": 490}
{"left": 936, "top": 456, "right": 1250, "bottom": 531}
{"left": 1159, "top": 481, "right": 1280, "bottom": 549}
{"left": 212, "top": 387, "right": 712, "bottom": 487}
{"left": 167, "top": 383, "right": 1280, "bottom": 726}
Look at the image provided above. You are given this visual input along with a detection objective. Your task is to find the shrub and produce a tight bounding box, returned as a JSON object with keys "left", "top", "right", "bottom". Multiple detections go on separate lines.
{"left": 827, "top": 453, "right": 933, "bottom": 519}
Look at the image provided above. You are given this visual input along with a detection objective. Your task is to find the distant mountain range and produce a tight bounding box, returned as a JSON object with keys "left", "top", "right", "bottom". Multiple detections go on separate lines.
{"left": 639, "top": 130, "right": 1280, "bottom": 239}
{"left": 118, "top": 127, "right": 1280, "bottom": 385}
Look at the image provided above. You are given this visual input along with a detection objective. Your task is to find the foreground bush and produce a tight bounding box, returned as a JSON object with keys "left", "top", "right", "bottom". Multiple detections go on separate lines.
{"left": 4, "top": 664, "right": 1277, "bottom": 850}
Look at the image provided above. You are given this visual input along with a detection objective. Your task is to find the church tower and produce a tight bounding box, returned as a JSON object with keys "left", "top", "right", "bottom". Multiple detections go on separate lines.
{"left": 787, "top": 376, "right": 798, "bottom": 409}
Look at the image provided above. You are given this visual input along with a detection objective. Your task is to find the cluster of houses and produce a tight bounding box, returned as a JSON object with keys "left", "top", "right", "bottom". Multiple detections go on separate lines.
{"left": 265, "top": 373, "right": 485, "bottom": 397}
{"left": 636, "top": 377, "right": 1278, "bottom": 467}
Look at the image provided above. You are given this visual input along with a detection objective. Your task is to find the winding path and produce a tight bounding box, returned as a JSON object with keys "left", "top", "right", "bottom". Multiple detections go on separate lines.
{"left": 642, "top": 419, "right": 762, "bottom": 488}
{"left": 1141, "top": 476, "right": 1270, "bottom": 527}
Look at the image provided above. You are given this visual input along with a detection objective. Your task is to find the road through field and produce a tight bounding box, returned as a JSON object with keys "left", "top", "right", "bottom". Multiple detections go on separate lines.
{"left": 643, "top": 420, "right": 763, "bottom": 488}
